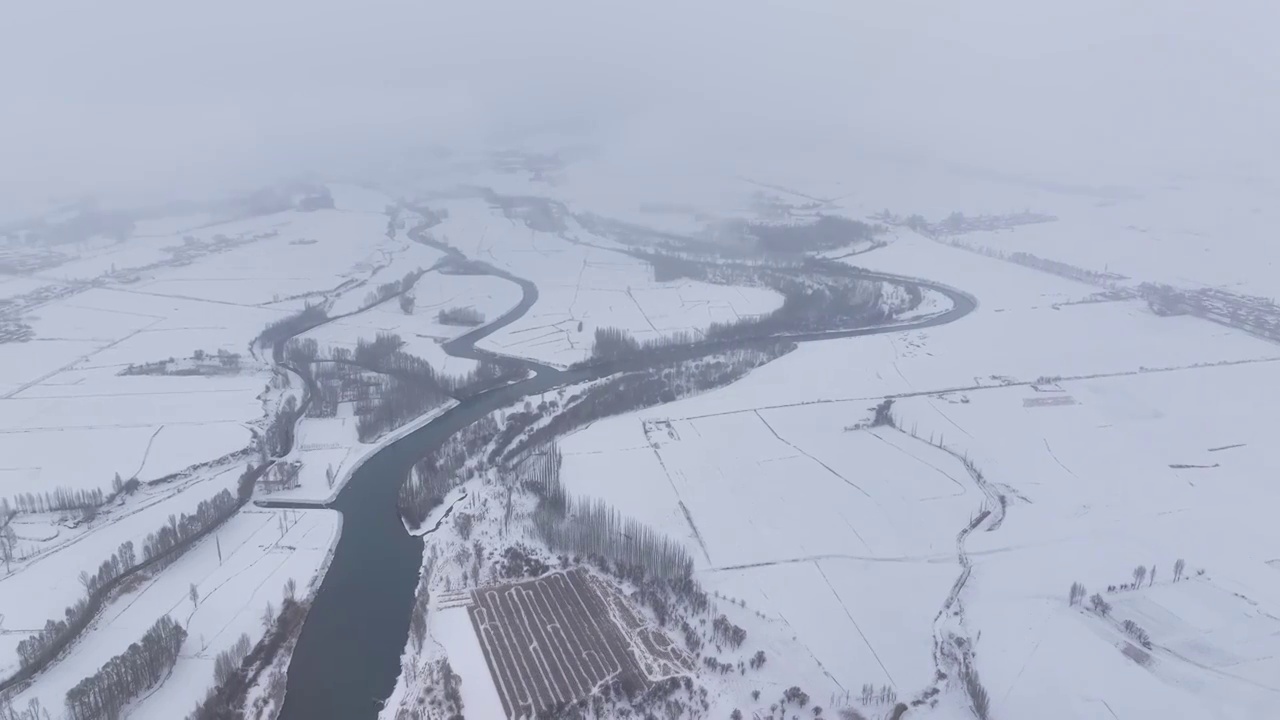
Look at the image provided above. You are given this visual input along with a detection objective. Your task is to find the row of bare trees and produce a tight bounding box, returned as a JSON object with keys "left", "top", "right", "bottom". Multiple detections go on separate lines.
{"left": 9, "top": 465, "right": 259, "bottom": 686}
{"left": 64, "top": 615, "right": 186, "bottom": 720}
{"left": 524, "top": 444, "right": 694, "bottom": 582}
{"left": 436, "top": 306, "right": 485, "bottom": 326}
{"left": 360, "top": 270, "right": 424, "bottom": 311}
{"left": 184, "top": 589, "right": 306, "bottom": 720}
{"left": 256, "top": 303, "right": 328, "bottom": 351}
{"left": 508, "top": 345, "right": 791, "bottom": 462}
{"left": 399, "top": 415, "right": 501, "bottom": 527}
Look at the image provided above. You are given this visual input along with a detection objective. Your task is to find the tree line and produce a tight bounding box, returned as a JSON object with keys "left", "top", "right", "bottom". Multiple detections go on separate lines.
{"left": 399, "top": 415, "right": 501, "bottom": 528}
{"left": 3, "top": 474, "right": 142, "bottom": 529}
{"left": 261, "top": 395, "right": 299, "bottom": 459}
{"left": 506, "top": 344, "right": 792, "bottom": 463}
{"left": 4, "top": 465, "right": 262, "bottom": 692}
{"left": 15, "top": 488, "right": 238, "bottom": 671}
{"left": 360, "top": 270, "right": 424, "bottom": 312}
{"left": 3, "top": 487, "right": 103, "bottom": 516}
{"left": 185, "top": 590, "right": 305, "bottom": 720}
{"left": 746, "top": 215, "right": 881, "bottom": 254}
{"left": 256, "top": 302, "right": 328, "bottom": 353}
{"left": 524, "top": 444, "right": 694, "bottom": 582}
{"left": 437, "top": 306, "right": 485, "bottom": 326}
{"left": 583, "top": 255, "right": 890, "bottom": 367}
{"left": 64, "top": 615, "right": 186, "bottom": 720}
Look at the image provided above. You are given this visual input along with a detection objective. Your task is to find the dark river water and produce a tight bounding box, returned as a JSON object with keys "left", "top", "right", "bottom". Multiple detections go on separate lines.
{"left": 277, "top": 263, "right": 975, "bottom": 720}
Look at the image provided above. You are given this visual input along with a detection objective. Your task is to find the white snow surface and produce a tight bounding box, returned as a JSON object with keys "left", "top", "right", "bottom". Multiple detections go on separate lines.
{"left": 552, "top": 232, "right": 1280, "bottom": 718}
{"left": 428, "top": 198, "right": 783, "bottom": 367}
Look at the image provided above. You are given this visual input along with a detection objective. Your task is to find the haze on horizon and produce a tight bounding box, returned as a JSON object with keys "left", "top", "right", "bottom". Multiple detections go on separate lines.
{"left": 2, "top": 0, "right": 1277, "bottom": 214}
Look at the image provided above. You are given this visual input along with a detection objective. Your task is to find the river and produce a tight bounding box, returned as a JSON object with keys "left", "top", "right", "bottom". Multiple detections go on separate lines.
{"left": 277, "top": 257, "right": 975, "bottom": 720}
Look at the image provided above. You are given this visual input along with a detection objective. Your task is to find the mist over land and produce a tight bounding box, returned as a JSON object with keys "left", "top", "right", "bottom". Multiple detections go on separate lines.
{"left": 3, "top": 0, "right": 1278, "bottom": 213}
{"left": 4, "top": 3, "right": 1280, "bottom": 720}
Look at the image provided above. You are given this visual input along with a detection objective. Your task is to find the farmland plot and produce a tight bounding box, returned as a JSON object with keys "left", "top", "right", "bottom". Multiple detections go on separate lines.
{"left": 468, "top": 568, "right": 688, "bottom": 719}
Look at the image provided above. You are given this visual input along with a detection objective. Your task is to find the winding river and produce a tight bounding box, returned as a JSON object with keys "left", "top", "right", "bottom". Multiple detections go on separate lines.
{"left": 277, "top": 254, "right": 975, "bottom": 720}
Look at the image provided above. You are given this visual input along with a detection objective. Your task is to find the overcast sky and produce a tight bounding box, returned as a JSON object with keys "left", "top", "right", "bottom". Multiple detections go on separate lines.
{"left": 2, "top": 0, "right": 1277, "bottom": 212}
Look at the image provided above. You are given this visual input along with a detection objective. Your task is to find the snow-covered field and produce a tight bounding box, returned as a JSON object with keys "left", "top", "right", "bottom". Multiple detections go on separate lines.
{"left": 550, "top": 229, "right": 1280, "bottom": 718}
{"left": 0, "top": 183, "right": 450, "bottom": 715}
{"left": 297, "top": 268, "right": 522, "bottom": 377}
{"left": 427, "top": 198, "right": 784, "bottom": 367}
{"left": 8, "top": 145, "right": 1280, "bottom": 719}
{"left": 7, "top": 507, "right": 339, "bottom": 717}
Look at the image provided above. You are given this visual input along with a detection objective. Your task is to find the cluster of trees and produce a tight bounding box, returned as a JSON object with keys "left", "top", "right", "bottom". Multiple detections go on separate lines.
{"left": 213, "top": 633, "right": 253, "bottom": 686}
{"left": 436, "top": 306, "right": 485, "bottom": 326}
{"left": 393, "top": 657, "right": 464, "bottom": 720}
{"left": 748, "top": 215, "right": 881, "bottom": 253}
{"left": 3, "top": 475, "right": 139, "bottom": 529}
{"left": 64, "top": 615, "right": 186, "bottom": 720}
{"left": 780, "top": 685, "right": 810, "bottom": 707}
{"left": 1121, "top": 619, "right": 1153, "bottom": 649}
{"left": 3, "top": 487, "right": 104, "bottom": 516}
{"left": 16, "top": 539, "right": 135, "bottom": 667}
{"left": 259, "top": 461, "right": 301, "bottom": 492}
{"left": 353, "top": 334, "right": 447, "bottom": 388}
{"left": 859, "top": 683, "right": 897, "bottom": 705}
{"left": 120, "top": 349, "right": 242, "bottom": 377}
{"left": 408, "top": 559, "right": 434, "bottom": 653}
{"left": 526, "top": 444, "right": 694, "bottom": 582}
{"left": 262, "top": 396, "right": 299, "bottom": 459}
{"left": 509, "top": 345, "right": 791, "bottom": 461}
{"left": 587, "top": 255, "right": 892, "bottom": 367}
{"left": 711, "top": 615, "right": 746, "bottom": 649}
{"left": 11, "top": 469, "right": 257, "bottom": 684}
{"left": 185, "top": 594, "right": 305, "bottom": 720}
{"left": 354, "top": 375, "right": 445, "bottom": 442}
{"left": 256, "top": 303, "right": 328, "bottom": 352}
{"left": 590, "top": 326, "right": 705, "bottom": 362}
{"left": 710, "top": 274, "right": 887, "bottom": 342}
{"left": 361, "top": 270, "right": 424, "bottom": 311}
{"left": 399, "top": 416, "right": 500, "bottom": 527}
{"left": 440, "top": 359, "right": 524, "bottom": 399}
{"left": 284, "top": 337, "right": 319, "bottom": 366}
{"left": 142, "top": 489, "right": 239, "bottom": 566}
{"left": 1, "top": 522, "right": 15, "bottom": 572}
{"left": 959, "top": 663, "right": 991, "bottom": 720}
{"left": 0, "top": 697, "right": 51, "bottom": 720}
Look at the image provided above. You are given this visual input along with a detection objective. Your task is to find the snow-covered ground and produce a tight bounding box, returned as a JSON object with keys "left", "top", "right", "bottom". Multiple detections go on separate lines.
{"left": 0, "top": 183, "right": 457, "bottom": 716}
{"left": 271, "top": 399, "right": 458, "bottom": 506}
{"left": 298, "top": 268, "right": 522, "bottom": 378}
{"left": 428, "top": 606, "right": 507, "bottom": 719}
{"left": 426, "top": 198, "right": 784, "bottom": 367}
{"left": 7, "top": 506, "right": 339, "bottom": 717}
{"left": 548, "top": 229, "right": 1280, "bottom": 718}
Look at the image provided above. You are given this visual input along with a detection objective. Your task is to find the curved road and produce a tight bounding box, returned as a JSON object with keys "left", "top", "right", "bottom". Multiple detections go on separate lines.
{"left": 277, "top": 257, "right": 975, "bottom": 720}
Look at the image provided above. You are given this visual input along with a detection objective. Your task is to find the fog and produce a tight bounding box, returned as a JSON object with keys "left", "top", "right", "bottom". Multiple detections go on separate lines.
{"left": 3, "top": 0, "right": 1277, "bottom": 213}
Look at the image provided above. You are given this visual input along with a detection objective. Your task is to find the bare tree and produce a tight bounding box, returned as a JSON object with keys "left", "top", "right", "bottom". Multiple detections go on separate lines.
{"left": 1149, "top": 565, "right": 1157, "bottom": 587}
{"left": 189, "top": 583, "right": 200, "bottom": 608}
{"left": 1090, "top": 593, "right": 1111, "bottom": 616}
{"left": 0, "top": 523, "right": 16, "bottom": 572}
{"left": 1133, "top": 565, "right": 1147, "bottom": 588}
{"left": 1174, "top": 558, "right": 1186, "bottom": 582}
{"left": 284, "top": 577, "right": 297, "bottom": 601}
{"left": 1068, "top": 581, "right": 1086, "bottom": 606}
